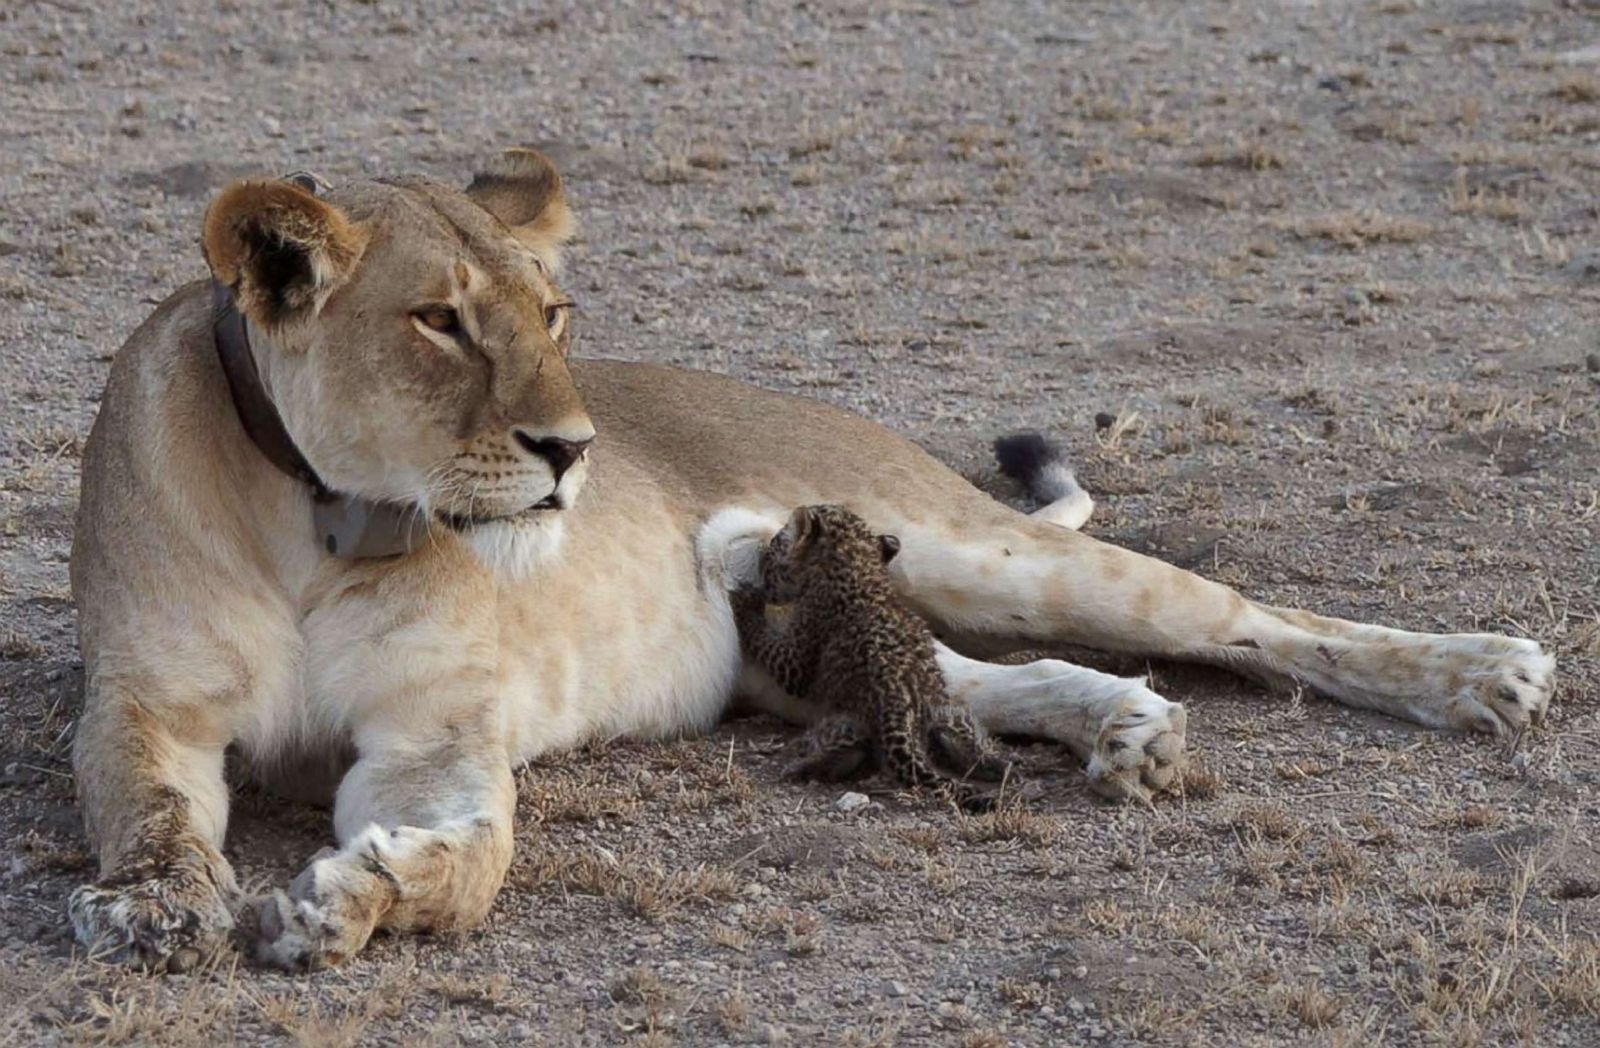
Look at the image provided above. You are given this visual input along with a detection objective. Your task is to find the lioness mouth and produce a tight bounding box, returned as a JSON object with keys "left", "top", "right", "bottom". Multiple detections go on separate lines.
{"left": 438, "top": 495, "right": 563, "bottom": 531}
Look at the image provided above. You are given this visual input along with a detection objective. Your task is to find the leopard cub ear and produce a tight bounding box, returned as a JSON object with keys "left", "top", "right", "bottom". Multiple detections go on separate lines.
{"left": 878, "top": 534, "right": 902, "bottom": 565}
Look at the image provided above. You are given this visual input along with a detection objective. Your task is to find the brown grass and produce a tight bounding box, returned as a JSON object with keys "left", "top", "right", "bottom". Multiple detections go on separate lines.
{"left": 1288, "top": 211, "right": 1432, "bottom": 247}
{"left": 956, "top": 807, "right": 1061, "bottom": 847}
{"left": 1281, "top": 981, "right": 1342, "bottom": 1027}
{"left": 1552, "top": 73, "right": 1599, "bottom": 103}
{"left": 713, "top": 987, "right": 751, "bottom": 1034}
{"left": 1448, "top": 172, "right": 1529, "bottom": 222}
{"left": 1194, "top": 143, "right": 1286, "bottom": 171}
{"left": 510, "top": 846, "right": 739, "bottom": 921}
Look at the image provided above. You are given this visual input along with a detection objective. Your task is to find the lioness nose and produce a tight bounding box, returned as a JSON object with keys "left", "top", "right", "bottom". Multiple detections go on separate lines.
{"left": 512, "top": 430, "right": 593, "bottom": 483}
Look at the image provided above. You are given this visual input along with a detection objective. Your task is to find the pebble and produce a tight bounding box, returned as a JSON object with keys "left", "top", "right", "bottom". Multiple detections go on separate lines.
{"left": 1565, "top": 249, "right": 1600, "bottom": 282}
{"left": 835, "top": 791, "right": 870, "bottom": 812}
{"left": 1586, "top": 352, "right": 1599, "bottom": 374}
{"left": 883, "top": 979, "right": 907, "bottom": 997}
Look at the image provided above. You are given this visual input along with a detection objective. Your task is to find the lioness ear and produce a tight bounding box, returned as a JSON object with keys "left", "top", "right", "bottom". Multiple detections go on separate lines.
{"left": 878, "top": 534, "right": 901, "bottom": 566}
{"left": 465, "top": 148, "right": 575, "bottom": 272}
{"left": 201, "top": 179, "right": 367, "bottom": 327}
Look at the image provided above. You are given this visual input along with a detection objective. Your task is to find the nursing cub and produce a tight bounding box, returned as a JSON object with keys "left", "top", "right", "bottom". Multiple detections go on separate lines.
{"left": 733, "top": 505, "right": 1014, "bottom": 811}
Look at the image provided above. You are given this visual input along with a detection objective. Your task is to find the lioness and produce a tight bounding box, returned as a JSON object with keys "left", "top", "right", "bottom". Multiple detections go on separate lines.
{"left": 68, "top": 149, "right": 1554, "bottom": 971}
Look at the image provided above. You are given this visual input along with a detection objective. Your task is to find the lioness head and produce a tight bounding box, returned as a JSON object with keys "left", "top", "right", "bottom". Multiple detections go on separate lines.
{"left": 201, "top": 149, "right": 591, "bottom": 577}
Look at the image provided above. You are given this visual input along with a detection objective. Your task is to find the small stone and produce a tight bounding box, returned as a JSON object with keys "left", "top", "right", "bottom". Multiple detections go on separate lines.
{"left": 835, "top": 791, "right": 870, "bottom": 812}
{"left": 883, "top": 979, "right": 907, "bottom": 997}
{"left": 760, "top": 1023, "right": 789, "bottom": 1044}
{"left": 1586, "top": 352, "right": 1599, "bottom": 374}
{"left": 1073, "top": 965, "right": 1088, "bottom": 980}
{"left": 1094, "top": 411, "right": 1116, "bottom": 430}
{"left": 1564, "top": 247, "right": 1600, "bottom": 281}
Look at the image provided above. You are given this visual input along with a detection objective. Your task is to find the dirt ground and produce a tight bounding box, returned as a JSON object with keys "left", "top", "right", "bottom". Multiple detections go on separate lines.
{"left": 2, "top": 0, "right": 1599, "bottom": 1044}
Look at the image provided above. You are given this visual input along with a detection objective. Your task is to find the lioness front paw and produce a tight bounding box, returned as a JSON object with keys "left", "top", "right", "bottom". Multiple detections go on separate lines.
{"left": 70, "top": 867, "right": 237, "bottom": 972}
{"left": 254, "top": 847, "right": 392, "bottom": 970}
{"left": 1084, "top": 689, "right": 1188, "bottom": 803}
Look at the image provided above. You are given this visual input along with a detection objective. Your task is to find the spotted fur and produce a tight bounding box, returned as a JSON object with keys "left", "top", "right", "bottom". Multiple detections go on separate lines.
{"left": 734, "top": 505, "right": 1014, "bottom": 812}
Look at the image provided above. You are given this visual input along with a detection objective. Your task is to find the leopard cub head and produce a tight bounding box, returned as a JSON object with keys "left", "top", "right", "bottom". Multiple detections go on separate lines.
{"left": 759, "top": 504, "right": 901, "bottom": 603}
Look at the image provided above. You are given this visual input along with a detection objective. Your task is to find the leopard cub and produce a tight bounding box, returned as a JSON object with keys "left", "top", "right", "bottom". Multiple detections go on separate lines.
{"left": 733, "top": 504, "right": 1015, "bottom": 812}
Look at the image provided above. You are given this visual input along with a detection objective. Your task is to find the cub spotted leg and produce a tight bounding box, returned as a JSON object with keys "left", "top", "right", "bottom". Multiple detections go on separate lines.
{"left": 894, "top": 517, "right": 1553, "bottom": 736}
{"left": 68, "top": 689, "right": 238, "bottom": 972}
{"left": 924, "top": 702, "right": 1012, "bottom": 783}
{"left": 254, "top": 730, "right": 514, "bottom": 970}
{"left": 784, "top": 712, "right": 878, "bottom": 781}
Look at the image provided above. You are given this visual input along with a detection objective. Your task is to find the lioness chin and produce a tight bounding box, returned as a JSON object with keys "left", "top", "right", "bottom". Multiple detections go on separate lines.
{"left": 68, "top": 148, "right": 1553, "bottom": 971}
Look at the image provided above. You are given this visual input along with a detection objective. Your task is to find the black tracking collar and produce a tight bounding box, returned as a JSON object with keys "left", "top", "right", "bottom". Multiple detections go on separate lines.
{"left": 211, "top": 281, "right": 431, "bottom": 559}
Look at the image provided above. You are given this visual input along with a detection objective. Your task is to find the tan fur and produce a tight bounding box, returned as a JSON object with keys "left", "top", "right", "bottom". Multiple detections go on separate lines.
{"left": 69, "top": 151, "right": 1555, "bottom": 970}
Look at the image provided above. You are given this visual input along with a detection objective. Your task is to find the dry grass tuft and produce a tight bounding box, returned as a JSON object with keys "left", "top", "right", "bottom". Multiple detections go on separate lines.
{"left": 996, "top": 977, "right": 1050, "bottom": 1011}
{"left": 957, "top": 807, "right": 1061, "bottom": 847}
{"left": 1195, "top": 143, "right": 1286, "bottom": 171}
{"left": 1551, "top": 74, "right": 1599, "bottom": 103}
{"left": 1448, "top": 173, "right": 1529, "bottom": 223}
{"left": 0, "top": 631, "right": 47, "bottom": 661}
{"left": 1280, "top": 981, "right": 1342, "bottom": 1027}
{"left": 960, "top": 1032, "right": 1009, "bottom": 1048}
{"left": 1179, "top": 760, "right": 1226, "bottom": 799}
{"left": 714, "top": 987, "right": 752, "bottom": 1034}
{"left": 1231, "top": 803, "right": 1303, "bottom": 842}
{"left": 511, "top": 846, "right": 739, "bottom": 921}
{"left": 1289, "top": 211, "right": 1432, "bottom": 247}
{"left": 1547, "top": 938, "right": 1600, "bottom": 1017}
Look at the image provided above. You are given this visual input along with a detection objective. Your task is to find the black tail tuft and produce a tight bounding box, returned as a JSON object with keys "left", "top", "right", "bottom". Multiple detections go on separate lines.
{"left": 995, "top": 431, "right": 1081, "bottom": 502}
{"left": 993, "top": 432, "right": 1063, "bottom": 485}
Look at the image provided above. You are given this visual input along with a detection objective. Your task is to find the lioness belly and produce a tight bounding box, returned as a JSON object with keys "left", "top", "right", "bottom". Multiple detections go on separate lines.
{"left": 497, "top": 489, "right": 741, "bottom": 762}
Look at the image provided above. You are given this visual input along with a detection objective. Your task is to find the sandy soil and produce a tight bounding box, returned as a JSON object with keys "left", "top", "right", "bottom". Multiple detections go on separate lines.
{"left": 2, "top": 0, "right": 1599, "bottom": 1044}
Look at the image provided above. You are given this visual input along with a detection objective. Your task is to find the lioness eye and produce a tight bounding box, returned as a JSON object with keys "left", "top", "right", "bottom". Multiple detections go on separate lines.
{"left": 544, "top": 302, "right": 569, "bottom": 337}
{"left": 416, "top": 307, "right": 461, "bottom": 335}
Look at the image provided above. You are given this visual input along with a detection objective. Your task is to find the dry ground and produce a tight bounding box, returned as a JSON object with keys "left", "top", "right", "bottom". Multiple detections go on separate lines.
{"left": 3, "top": 0, "right": 1599, "bottom": 1044}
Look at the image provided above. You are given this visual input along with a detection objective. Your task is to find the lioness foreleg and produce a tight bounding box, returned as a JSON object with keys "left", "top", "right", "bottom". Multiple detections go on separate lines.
{"left": 934, "top": 644, "right": 1185, "bottom": 801}
{"left": 68, "top": 689, "right": 238, "bottom": 972}
{"left": 254, "top": 732, "right": 514, "bottom": 970}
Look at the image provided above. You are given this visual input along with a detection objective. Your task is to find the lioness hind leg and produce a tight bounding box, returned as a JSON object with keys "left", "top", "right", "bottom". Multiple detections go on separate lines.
{"left": 69, "top": 691, "right": 239, "bottom": 972}
{"left": 895, "top": 515, "right": 1553, "bottom": 736}
{"left": 1215, "top": 606, "right": 1554, "bottom": 735}
{"left": 254, "top": 736, "right": 514, "bottom": 970}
